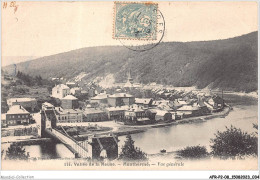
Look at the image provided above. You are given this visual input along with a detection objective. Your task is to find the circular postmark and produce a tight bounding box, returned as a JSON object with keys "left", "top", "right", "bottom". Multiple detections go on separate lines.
{"left": 118, "top": 9, "right": 165, "bottom": 52}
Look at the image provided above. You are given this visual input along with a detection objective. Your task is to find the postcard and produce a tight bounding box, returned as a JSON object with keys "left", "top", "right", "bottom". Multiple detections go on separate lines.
{"left": 1, "top": 1, "right": 258, "bottom": 172}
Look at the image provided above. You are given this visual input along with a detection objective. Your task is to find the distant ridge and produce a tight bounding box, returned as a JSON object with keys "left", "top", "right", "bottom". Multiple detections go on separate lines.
{"left": 3, "top": 31, "right": 258, "bottom": 92}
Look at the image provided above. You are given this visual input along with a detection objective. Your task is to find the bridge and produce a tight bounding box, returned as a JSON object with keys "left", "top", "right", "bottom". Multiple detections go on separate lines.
{"left": 40, "top": 106, "right": 119, "bottom": 159}
{"left": 45, "top": 128, "right": 89, "bottom": 158}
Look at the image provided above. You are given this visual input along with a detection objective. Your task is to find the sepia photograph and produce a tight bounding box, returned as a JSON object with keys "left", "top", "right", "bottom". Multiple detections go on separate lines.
{"left": 1, "top": 0, "right": 259, "bottom": 175}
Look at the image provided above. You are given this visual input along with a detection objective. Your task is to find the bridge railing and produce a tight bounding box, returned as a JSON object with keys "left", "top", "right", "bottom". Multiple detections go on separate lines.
{"left": 53, "top": 128, "right": 89, "bottom": 153}
{"left": 43, "top": 109, "right": 89, "bottom": 157}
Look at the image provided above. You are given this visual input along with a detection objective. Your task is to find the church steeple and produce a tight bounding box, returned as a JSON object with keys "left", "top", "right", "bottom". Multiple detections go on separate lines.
{"left": 127, "top": 69, "right": 133, "bottom": 83}
{"left": 124, "top": 69, "right": 134, "bottom": 88}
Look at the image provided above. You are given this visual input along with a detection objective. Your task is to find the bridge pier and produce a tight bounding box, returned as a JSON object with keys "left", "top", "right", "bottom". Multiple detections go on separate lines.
{"left": 40, "top": 109, "right": 57, "bottom": 138}
{"left": 87, "top": 135, "right": 119, "bottom": 160}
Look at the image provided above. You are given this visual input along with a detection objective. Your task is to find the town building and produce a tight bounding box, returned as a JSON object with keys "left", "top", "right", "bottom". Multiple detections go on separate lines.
{"left": 70, "top": 87, "right": 81, "bottom": 96}
{"left": 7, "top": 98, "right": 37, "bottom": 112}
{"left": 135, "top": 98, "right": 153, "bottom": 108}
{"left": 42, "top": 102, "right": 55, "bottom": 111}
{"left": 61, "top": 95, "right": 79, "bottom": 109}
{"left": 170, "top": 112, "right": 179, "bottom": 120}
{"left": 177, "top": 99, "right": 189, "bottom": 106}
{"left": 157, "top": 101, "right": 175, "bottom": 112}
{"left": 124, "top": 106, "right": 152, "bottom": 125}
{"left": 173, "top": 99, "right": 183, "bottom": 109}
{"left": 152, "top": 100, "right": 171, "bottom": 107}
{"left": 55, "top": 107, "right": 83, "bottom": 123}
{"left": 91, "top": 93, "right": 109, "bottom": 104}
{"left": 207, "top": 95, "right": 225, "bottom": 111}
{"left": 6, "top": 105, "right": 31, "bottom": 126}
{"left": 83, "top": 108, "right": 108, "bottom": 122}
{"left": 105, "top": 106, "right": 126, "bottom": 121}
{"left": 193, "top": 101, "right": 210, "bottom": 115}
{"left": 52, "top": 84, "right": 70, "bottom": 99}
{"left": 177, "top": 105, "right": 201, "bottom": 118}
{"left": 66, "top": 82, "right": 77, "bottom": 88}
{"left": 151, "top": 109, "right": 173, "bottom": 122}
{"left": 107, "top": 93, "right": 135, "bottom": 107}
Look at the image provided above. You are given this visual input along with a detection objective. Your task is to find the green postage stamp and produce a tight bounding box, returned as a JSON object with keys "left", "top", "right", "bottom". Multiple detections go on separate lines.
{"left": 113, "top": 2, "right": 158, "bottom": 40}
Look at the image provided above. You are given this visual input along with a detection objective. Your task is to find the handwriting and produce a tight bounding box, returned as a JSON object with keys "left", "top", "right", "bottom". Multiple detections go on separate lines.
{"left": 3, "top": 1, "right": 19, "bottom": 14}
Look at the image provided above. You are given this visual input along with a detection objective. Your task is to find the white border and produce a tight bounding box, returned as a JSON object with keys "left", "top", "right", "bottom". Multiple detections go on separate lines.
{"left": 0, "top": 0, "right": 259, "bottom": 179}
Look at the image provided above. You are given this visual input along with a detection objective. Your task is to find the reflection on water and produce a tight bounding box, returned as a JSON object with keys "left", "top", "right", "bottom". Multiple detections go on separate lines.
{"left": 24, "top": 142, "right": 75, "bottom": 159}
{"left": 119, "top": 94, "right": 258, "bottom": 154}
{"left": 2, "top": 142, "right": 75, "bottom": 159}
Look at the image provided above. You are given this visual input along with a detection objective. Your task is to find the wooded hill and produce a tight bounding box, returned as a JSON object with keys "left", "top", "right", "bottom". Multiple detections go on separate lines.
{"left": 3, "top": 31, "right": 258, "bottom": 92}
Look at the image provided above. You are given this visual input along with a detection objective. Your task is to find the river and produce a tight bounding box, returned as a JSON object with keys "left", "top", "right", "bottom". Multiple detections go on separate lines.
{"left": 118, "top": 93, "right": 258, "bottom": 154}
{"left": 2, "top": 94, "right": 258, "bottom": 159}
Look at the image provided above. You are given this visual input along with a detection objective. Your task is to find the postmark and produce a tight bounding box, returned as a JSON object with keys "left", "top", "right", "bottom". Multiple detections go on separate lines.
{"left": 113, "top": 2, "right": 165, "bottom": 51}
{"left": 113, "top": 2, "right": 158, "bottom": 40}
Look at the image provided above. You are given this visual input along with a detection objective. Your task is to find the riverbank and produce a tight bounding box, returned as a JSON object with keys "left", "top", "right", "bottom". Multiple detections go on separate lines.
{"left": 76, "top": 105, "right": 232, "bottom": 139}
{"left": 1, "top": 137, "right": 53, "bottom": 145}
{"left": 121, "top": 106, "right": 231, "bottom": 129}
{"left": 1, "top": 106, "right": 231, "bottom": 144}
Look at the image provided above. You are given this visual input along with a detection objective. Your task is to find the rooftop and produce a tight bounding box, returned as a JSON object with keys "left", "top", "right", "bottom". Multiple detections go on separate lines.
{"left": 91, "top": 93, "right": 109, "bottom": 100}
{"left": 7, "top": 105, "right": 30, "bottom": 115}
{"left": 8, "top": 97, "right": 36, "bottom": 103}
{"left": 108, "top": 93, "right": 133, "bottom": 98}
{"left": 150, "top": 109, "right": 170, "bottom": 116}
{"left": 54, "top": 84, "right": 70, "bottom": 90}
{"left": 177, "top": 105, "right": 200, "bottom": 111}
{"left": 62, "top": 95, "right": 78, "bottom": 100}
{"left": 55, "top": 107, "right": 82, "bottom": 114}
{"left": 105, "top": 106, "right": 128, "bottom": 111}
{"left": 84, "top": 108, "right": 106, "bottom": 115}
{"left": 126, "top": 107, "right": 145, "bottom": 112}
{"left": 42, "top": 102, "right": 54, "bottom": 107}
{"left": 135, "top": 98, "right": 152, "bottom": 105}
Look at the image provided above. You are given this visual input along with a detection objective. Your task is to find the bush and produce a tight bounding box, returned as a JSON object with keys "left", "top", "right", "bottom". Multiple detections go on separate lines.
{"left": 5, "top": 143, "right": 30, "bottom": 160}
{"left": 210, "top": 125, "right": 258, "bottom": 157}
{"left": 118, "top": 135, "right": 147, "bottom": 161}
{"left": 176, "top": 145, "right": 208, "bottom": 159}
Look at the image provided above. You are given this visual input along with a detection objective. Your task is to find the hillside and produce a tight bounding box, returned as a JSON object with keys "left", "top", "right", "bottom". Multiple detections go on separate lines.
{"left": 3, "top": 31, "right": 258, "bottom": 92}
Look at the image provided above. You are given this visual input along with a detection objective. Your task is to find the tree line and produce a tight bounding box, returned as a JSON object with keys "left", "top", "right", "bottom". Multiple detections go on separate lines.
{"left": 16, "top": 71, "right": 53, "bottom": 87}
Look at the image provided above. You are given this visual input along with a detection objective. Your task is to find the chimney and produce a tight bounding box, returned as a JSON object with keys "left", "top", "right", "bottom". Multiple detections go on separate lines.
{"left": 19, "top": 105, "right": 21, "bottom": 109}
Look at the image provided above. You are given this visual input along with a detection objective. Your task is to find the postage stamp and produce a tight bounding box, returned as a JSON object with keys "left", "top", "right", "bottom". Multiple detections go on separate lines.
{"left": 113, "top": 2, "right": 158, "bottom": 40}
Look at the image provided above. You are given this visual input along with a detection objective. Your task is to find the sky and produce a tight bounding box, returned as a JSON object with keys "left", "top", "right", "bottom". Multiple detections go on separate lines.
{"left": 2, "top": 1, "right": 258, "bottom": 66}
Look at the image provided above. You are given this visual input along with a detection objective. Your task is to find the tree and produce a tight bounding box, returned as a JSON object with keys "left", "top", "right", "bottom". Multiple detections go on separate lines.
{"left": 5, "top": 143, "right": 30, "bottom": 160}
{"left": 118, "top": 135, "right": 147, "bottom": 161}
{"left": 210, "top": 125, "right": 258, "bottom": 157}
{"left": 176, "top": 145, "right": 208, "bottom": 159}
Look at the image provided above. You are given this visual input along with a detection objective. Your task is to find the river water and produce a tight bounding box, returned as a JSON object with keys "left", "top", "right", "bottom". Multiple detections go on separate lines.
{"left": 119, "top": 93, "right": 258, "bottom": 154}
{"left": 2, "top": 94, "right": 258, "bottom": 158}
